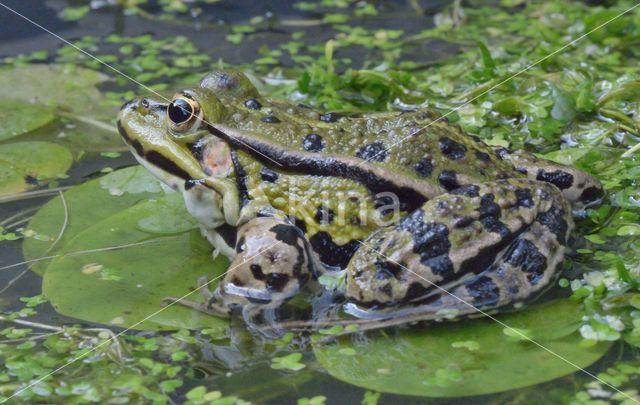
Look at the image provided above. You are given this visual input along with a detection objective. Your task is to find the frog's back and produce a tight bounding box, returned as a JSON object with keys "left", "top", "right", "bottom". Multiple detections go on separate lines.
{"left": 219, "top": 91, "right": 518, "bottom": 197}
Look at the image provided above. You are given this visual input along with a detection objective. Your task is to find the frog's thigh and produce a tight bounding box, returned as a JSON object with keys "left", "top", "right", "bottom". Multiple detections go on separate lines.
{"left": 346, "top": 179, "right": 573, "bottom": 309}
{"left": 201, "top": 225, "right": 237, "bottom": 259}
{"left": 493, "top": 147, "right": 603, "bottom": 204}
{"left": 216, "top": 216, "right": 314, "bottom": 311}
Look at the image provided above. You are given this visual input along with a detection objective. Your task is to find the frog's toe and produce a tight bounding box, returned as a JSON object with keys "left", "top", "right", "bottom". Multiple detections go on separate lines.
{"left": 196, "top": 276, "right": 214, "bottom": 299}
{"left": 161, "top": 280, "right": 232, "bottom": 318}
{"left": 161, "top": 296, "right": 209, "bottom": 313}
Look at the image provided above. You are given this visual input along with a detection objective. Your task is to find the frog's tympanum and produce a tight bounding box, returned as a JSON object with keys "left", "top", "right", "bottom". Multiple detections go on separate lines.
{"left": 118, "top": 70, "right": 603, "bottom": 332}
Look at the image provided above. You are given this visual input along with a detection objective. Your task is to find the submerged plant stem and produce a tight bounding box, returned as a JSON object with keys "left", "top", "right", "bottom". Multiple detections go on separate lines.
{"left": 0, "top": 207, "right": 39, "bottom": 228}
{"left": 0, "top": 187, "right": 72, "bottom": 204}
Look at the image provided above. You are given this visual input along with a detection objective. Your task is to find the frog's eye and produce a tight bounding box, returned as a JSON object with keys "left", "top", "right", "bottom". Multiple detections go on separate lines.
{"left": 167, "top": 95, "right": 202, "bottom": 135}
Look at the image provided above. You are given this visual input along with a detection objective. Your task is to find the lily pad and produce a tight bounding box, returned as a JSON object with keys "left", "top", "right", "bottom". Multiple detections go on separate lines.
{"left": 0, "top": 101, "right": 55, "bottom": 141}
{"left": 313, "top": 300, "right": 611, "bottom": 397}
{"left": 0, "top": 64, "right": 123, "bottom": 152}
{"left": 51, "top": 119, "right": 126, "bottom": 153}
{"left": 42, "top": 193, "right": 229, "bottom": 331}
{"left": 0, "top": 64, "right": 113, "bottom": 119}
{"left": 0, "top": 142, "right": 73, "bottom": 195}
{"left": 23, "top": 166, "right": 165, "bottom": 275}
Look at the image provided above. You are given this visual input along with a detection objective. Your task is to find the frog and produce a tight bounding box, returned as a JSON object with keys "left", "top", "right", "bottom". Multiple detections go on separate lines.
{"left": 117, "top": 69, "right": 603, "bottom": 333}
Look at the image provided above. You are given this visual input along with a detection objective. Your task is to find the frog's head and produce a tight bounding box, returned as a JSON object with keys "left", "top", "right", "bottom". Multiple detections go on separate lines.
{"left": 117, "top": 70, "right": 260, "bottom": 226}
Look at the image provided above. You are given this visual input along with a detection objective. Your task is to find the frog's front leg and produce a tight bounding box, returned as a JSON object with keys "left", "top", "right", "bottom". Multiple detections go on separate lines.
{"left": 345, "top": 178, "right": 573, "bottom": 320}
{"left": 165, "top": 216, "right": 317, "bottom": 320}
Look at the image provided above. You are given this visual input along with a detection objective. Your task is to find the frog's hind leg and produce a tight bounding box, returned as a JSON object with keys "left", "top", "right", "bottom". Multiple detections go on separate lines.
{"left": 492, "top": 147, "right": 603, "bottom": 205}
{"left": 343, "top": 178, "right": 574, "bottom": 331}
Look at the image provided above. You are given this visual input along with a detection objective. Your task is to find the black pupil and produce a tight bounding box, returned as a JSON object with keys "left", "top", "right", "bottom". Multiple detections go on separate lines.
{"left": 168, "top": 99, "right": 193, "bottom": 124}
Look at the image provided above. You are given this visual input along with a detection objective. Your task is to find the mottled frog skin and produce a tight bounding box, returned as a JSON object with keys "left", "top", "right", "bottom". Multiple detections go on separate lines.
{"left": 117, "top": 70, "right": 603, "bottom": 330}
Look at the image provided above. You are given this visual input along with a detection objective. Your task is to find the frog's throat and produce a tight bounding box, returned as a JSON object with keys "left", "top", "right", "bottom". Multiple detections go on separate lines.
{"left": 129, "top": 151, "right": 238, "bottom": 225}
{"left": 118, "top": 121, "right": 240, "bottom": 225}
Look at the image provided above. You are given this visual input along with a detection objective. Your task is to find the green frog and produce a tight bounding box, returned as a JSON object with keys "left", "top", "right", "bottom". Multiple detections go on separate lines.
{"left": 117, "top": 70, "right": 602, "bottom": 332}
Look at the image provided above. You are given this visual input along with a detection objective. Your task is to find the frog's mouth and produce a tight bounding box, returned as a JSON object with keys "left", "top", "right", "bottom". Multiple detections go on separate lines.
{"left": 117, "top": 97, "right": 231, "bottom": 227}
{"left": 117, "top": 97, "right": 211, "bottom": 183}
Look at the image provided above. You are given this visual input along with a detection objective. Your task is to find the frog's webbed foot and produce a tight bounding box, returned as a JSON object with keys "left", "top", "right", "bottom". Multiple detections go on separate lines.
{"left": 345, "top": 178, "right": 574, "bottom": 323}
{"left": 241, "top": 304, "right": 289, "bottom": 338}
{"left": 161, "top": 276, "right": 231, "bottom": 317}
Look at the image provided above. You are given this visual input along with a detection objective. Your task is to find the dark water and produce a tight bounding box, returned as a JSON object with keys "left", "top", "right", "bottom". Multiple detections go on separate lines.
{"left": 0, "top": 1, "right": 630, "bottom": 404}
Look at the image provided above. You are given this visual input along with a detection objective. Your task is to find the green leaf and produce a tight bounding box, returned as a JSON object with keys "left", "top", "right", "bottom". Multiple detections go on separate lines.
{"left": 186, "top": 386, "right": 206, "bottom": 400}
{"left": 41, "top": 192, "right": 229, "bottom": 332}
{"left": 0, "top": 142, "right": 72, "bottom": 195}
{"left": 297, "top": 396, "right": 326, "bottom": 405}
{"left": 584, "top": 10, "right": 630, "bottom": 43}
{"left": 476, "top": 41, "right": 496, "bottom": 72}
{"left": 60, "top": 6, "right": 90, "bottom": 21}
{"left": 0, "top": 64, "right": 113, "bottom": 119}
{"left": 575, "top": 83, "right": 596, "bottom": 113}
{"left": 0, "top": 101, "right": 55, "bottom": 141}
{"left": 271, "top": 353, "right": 306, "bottom": 371}
{"left": 585, "top": 234, "right": 606, "bottom": 245}
{"left": 493, "top": 97, "right": 525, "bottom": 117}
{"left": 617, "top": 225, "right": 640, "bottom": 236}
{"left": 550, "top": 86, "right": 576, "bottom": 122}
{"left": 51, "top": 118, "right": 123, "bottom": 153}
{"left": 543, "top": 147, "right": 591, "bottom": 166}
{"left": 598, "top": 80, "right": 640, "bottom": 106}
{"left": 313, "top": 300, "right": 611, "bottom": 397}
{"left": 23, "top": 166, "right": 164, "bottom": 275}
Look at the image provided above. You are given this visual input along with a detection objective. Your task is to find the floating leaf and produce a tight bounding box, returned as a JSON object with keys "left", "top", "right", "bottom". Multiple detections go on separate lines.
{"left": 271, "top": 353, "right": 306, "bottom": 371}
{"left": 0, "top": 64, "right": 112, "bottom": 118}
{"left": 60, "top": 6, "right": 90, "bottom": 21}
{"left": 617, "top": 225, "right": 640, "bottom": 236}
{"left": 476, "top": 41, "right": 496, "bottom": 77}
{"left": 0, "top": 64, "right": 122, "bottom": 152}
{"left": 313, "top": 300, "right": 611, "bottom": 397}
{"left": 493, "top": 97, "right": 525, "bottom": 117}
{"left": 550, "top": 86, "right": 576, "bottom": 122}
{"left": 136, "top": 195, "right": 198, "bottom": 234}
{"left": 0, "top": 101, "right": 54, "bottom": 141}
{"left": 42, "top": 193, "right": 228, "bottom": 331}
{"left": 0, "top": 142, "right": 72, "bottom": 195}
{"left": 544, "top": 147, "right": 591, "bottom": 166}
{"left": 23, "top": 166, "right": 164, "bottom": 275}
{"left": 597, "top": 80, "right": 640, "bottom": 106}
{"left": 584, "top": 10, "right": 631, "bottom": 44}
{"left": 99, "top": 165, "right": 164, "bottom": 196}
{"left": 51, "top": 119, "right": 124, "bottom": 153}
